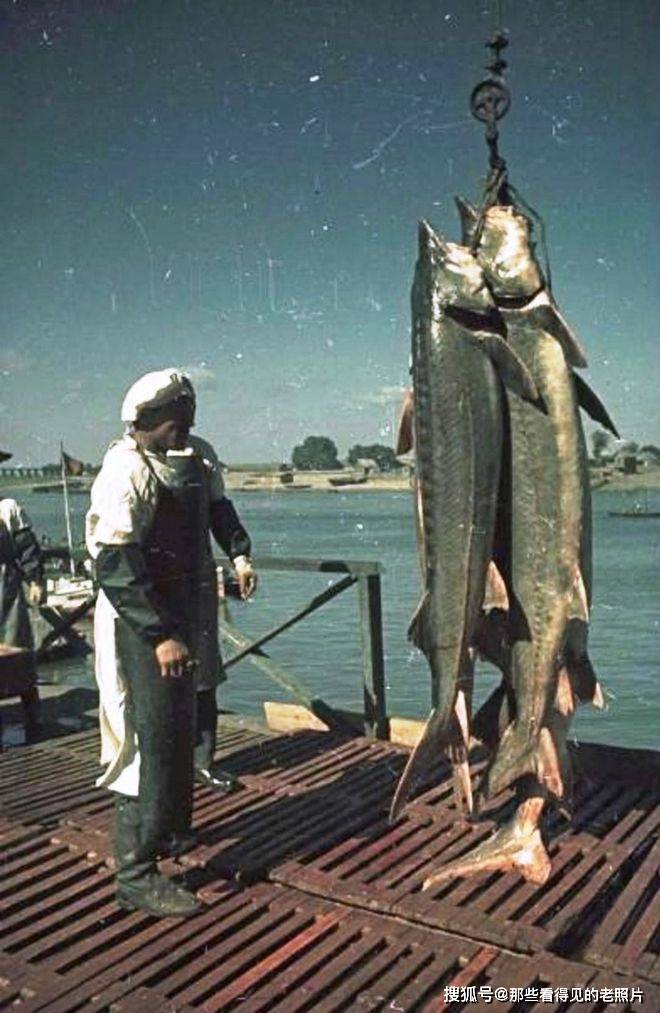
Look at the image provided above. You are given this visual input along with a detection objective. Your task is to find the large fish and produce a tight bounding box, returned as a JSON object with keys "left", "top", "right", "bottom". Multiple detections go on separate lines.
{"left": 389, "top": 221, "right": 538, "bottom": 822}
{"left": 468, "top": 204, "right": 597, "bottom": 807}
{"left": 419, "top": 201, "right": 617, "bottom": 887}
{"left": 457, "top": 197, "right": 615, "bottom": 728}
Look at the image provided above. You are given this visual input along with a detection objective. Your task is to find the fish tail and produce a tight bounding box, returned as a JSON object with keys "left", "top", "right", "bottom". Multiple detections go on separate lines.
{"left": 422, "top": 796, "right": 551, "bottom": 889}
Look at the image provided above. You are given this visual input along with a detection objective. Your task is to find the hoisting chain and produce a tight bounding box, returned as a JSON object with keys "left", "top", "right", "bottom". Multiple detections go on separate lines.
{"left": 469, "top": 6, "right": 511, "bottom": 250}
{"left": 468, "top": 5, "right": 553, "bottom": 292}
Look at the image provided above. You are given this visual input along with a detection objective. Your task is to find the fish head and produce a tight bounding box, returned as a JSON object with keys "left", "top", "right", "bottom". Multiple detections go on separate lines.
{"left": 454, "top": 196, "right": 479, "bottom": 246}
{"left": 476, "top": 205, "right": 545, "bottom": 299}
{"left": 417, "top": 220, "right": 495, "bottom": 316}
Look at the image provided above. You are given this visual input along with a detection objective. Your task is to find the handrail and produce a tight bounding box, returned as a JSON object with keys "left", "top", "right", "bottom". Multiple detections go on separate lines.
{"left": 215, "top": 555, "right": 387, "bottom": 739}
{"left": 230, "top": 556, "right": 381, "bottom": 576}
{"left": 223, "top": 574, "right": 357, "bottom": 670}
{"left": 40, "top": 552, "right": 389, "bottom": 740}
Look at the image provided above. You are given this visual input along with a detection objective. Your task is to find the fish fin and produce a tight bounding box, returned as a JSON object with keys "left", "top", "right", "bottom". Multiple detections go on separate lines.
{"left": 478, "top": 333, "right": 539, "bottom": 403}
{"left": 477, "top": 722, "right": 567, "bottom": 802}
{"left": 454, "top": 195, "right": 479, "bottom": 245}
{"left": 483, "top": 560, "right": 509, "bottom": 613}
{"left": 422, "top": 797, "right": 551, "bottom": 888}
{"left": 395, "top": 388, "right": 414, "bottom": 455}
{"left": 389, "top": 705, "right": 436, "bottom": 822}
{"left": 592, "top": 681, "right": 606, "bottom": 710}
{"left": 564, "top": 643, "right": 606, "bottom": 709}
{"left": 454, "top": 688, "right": 470, "bottom": 745}
{"left": 450, "top": 752, "right": 473, "bottom": 814}
{"left": 451, "top": 689, "right": 473, "bottom": 813}
{"left": 572, "top": 373, "right": 619, "bottom": 438}
{"left": 572, "top": 567, "right": 589, "bottom": 623}
{"left": 389, "top": 691, "right": 473, "bottom": 822}
{"left": 538, "top": 726, "right": 566, "bottom": 798}
{"left": 555, "top": 668, "right": 576, "bottom": 718}
{"left": 527, "top": 292, "right": 588, "bottom": 369}
{"left": 408, "top": 591, "right": 433, "bottom": 656}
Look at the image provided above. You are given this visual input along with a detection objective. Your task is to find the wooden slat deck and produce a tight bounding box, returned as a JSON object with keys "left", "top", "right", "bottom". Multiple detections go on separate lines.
{"left": 0, "top": 724, "right": 658, "bottom": 1010}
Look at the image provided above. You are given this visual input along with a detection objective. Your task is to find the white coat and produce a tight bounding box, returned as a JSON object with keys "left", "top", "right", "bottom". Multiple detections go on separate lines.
{"left": 86, "top": 434, "right": 225, "bottom": 795}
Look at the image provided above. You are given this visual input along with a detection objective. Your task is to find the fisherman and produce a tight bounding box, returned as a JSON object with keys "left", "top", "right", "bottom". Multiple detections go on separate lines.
{"left": 0, "top": 452, "right": 46, "bottom": 746}
{"left": 86, "top": 369, "right": 257, "bottom": 918}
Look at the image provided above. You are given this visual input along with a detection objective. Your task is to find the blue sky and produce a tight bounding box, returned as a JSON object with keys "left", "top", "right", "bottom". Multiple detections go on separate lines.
{"left": 1, "top": 0, "right": 658, "bottom": 464}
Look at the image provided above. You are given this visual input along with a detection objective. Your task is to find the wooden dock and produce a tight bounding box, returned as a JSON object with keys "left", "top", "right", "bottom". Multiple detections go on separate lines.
{"left": 0, "top": 722, "right": 657, "bottom": 1011}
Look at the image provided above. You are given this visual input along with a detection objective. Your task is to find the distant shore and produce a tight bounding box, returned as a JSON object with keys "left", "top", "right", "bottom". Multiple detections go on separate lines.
{"left": 2, "top": 466, "right": 658, "bottom": 497}
{"left": 224, "top": 466, "right": 660, "bottom": 495}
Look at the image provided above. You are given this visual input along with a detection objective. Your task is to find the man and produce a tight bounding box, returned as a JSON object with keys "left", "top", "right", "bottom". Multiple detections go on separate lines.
{"left": 0, "top": 452, "right": 46, "bottom": 744}
{"left": 86, "top": 369, "right": 257, "bottom": 918}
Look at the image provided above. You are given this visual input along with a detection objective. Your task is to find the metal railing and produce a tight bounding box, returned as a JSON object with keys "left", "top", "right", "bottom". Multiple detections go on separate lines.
{"left": 35, "top": 551, "right": 389, "bottom": 739}
{"left": 216, "top": 556, "right": 388, "bottom": 740}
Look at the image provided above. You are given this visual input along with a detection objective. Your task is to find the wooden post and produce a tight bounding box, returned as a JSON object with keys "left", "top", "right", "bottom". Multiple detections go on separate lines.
{"left": 358, "top": 574, "right": 387, "bottom": 739}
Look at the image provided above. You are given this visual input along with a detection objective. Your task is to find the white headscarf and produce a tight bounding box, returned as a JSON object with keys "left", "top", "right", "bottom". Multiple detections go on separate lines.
{"left": 120, "top": 368, "right": 195, "bottom": 424}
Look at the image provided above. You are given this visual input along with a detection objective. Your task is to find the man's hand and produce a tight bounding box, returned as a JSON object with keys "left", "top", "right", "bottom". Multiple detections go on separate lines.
{"left": 154, "top": 637, "right": 190, "bottom": 679}
{"left": 27, "top": 581, "right": 46, "bottom": 607}
{"left": 234, "top": 557, "right": 258, "bottom": 600}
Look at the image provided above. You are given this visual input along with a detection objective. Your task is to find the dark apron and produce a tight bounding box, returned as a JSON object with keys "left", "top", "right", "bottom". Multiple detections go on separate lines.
{"left": 115, "top": 452, "right": 217, "bottom": 852}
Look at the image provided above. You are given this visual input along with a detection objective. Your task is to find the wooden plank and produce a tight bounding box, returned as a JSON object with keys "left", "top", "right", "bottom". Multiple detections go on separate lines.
{"left": 389, "top": 715, "right": 426, "bottom": 748}
{"left": 264, "top": 701, "right": 363, "bottom": 735}
{"left": 198, "top": 909, "right": 347, "bottom": 1011}
{"left": 424, "top": 946, "right": 499, "bottom": 1011}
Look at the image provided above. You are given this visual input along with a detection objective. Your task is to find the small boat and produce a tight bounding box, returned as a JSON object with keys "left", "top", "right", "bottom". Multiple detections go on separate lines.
{"left": 608, "top": 491, "right": 660, "bottom": 518}
{"left": 608, "top": 508, "right": 660, "bottom": 518}
{"left": 32, "top": 481, "right": 90, "bottom": 494}
{"left": 327, "top": 475, "right": 368, "bottom": 487}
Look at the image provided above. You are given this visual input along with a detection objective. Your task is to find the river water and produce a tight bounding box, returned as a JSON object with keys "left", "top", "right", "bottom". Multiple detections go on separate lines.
{"left": 20, "top": 485, "right": 660, "bottom": 750}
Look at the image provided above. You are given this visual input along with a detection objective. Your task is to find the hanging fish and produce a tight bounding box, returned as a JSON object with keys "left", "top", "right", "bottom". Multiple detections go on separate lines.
{"left": 469, "top": 205, "right": 600, "bottom": 807}
{"left": 389, "top": 221, "right": 538, "bottom": 822}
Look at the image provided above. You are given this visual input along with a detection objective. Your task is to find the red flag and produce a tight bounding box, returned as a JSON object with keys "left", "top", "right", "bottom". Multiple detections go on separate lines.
{"left": 62, "top": 450, "right": 84, "bottom": 476}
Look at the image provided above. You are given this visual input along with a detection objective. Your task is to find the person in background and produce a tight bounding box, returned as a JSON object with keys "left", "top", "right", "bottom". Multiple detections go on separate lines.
{"left": 86, "top": 369, "right": 256, "bottom": 918}
{"left": 0, "top": 452, "right": 46, "bottom": 744}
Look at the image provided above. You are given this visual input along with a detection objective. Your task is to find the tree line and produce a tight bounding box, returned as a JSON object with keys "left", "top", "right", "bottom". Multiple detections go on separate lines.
{"left": 591, "top": 431, "right": 660, "bottom": 463}
{"left": 290, "top": 436, "right": 402, "bottom": 472}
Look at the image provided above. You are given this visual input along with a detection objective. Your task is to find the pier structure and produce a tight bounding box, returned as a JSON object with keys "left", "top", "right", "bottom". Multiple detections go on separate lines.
{"left": 0, "top": 556, "right": 658, "bottom": 1010}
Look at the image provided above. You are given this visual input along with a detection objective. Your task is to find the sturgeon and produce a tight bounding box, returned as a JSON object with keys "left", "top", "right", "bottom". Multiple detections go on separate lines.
{"left": 470, "top": 204, "right": 598, "bottom": 807}
{"left": 420, "top": 201, "right": 616, "bottom": 887}
{"left": 458, "top": 195, "right": 612, "bottom": 739}
{"left": 389, "top": 222, "right": 537, "bottom": 822}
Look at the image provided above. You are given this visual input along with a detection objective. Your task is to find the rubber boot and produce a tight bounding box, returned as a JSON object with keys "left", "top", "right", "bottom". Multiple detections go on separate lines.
{"left": 159, "top": 828, "right": 198, "bottom": 859}
{"left": 114, "top": 795, "right": 202, "bottom": 918}
{"left": 194, "top": 688, "right": 238, "bottom": 793}
{"left": 21, "top": 685, "right": 43, "bottom": 744}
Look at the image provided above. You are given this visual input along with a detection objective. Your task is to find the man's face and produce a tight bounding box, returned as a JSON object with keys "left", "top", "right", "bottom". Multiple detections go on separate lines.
{"left": 135, "top": 397, "right": 195, "bottom": 451}
{"left": 150, "top": 417, "right": 191, "bottom": 451}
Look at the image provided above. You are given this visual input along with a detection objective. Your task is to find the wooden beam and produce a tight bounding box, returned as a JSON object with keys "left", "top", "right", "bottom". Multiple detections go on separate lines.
{"left": 358, "top": 574, "right": 388, "bottom": 739}
{"left": 263, "top": 701, "right": 426, "bottom": 747}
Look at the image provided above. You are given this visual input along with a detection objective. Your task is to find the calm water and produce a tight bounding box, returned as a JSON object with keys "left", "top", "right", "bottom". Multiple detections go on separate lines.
{"left": 22, "top": 485, "right": 660, "bottom": 750}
